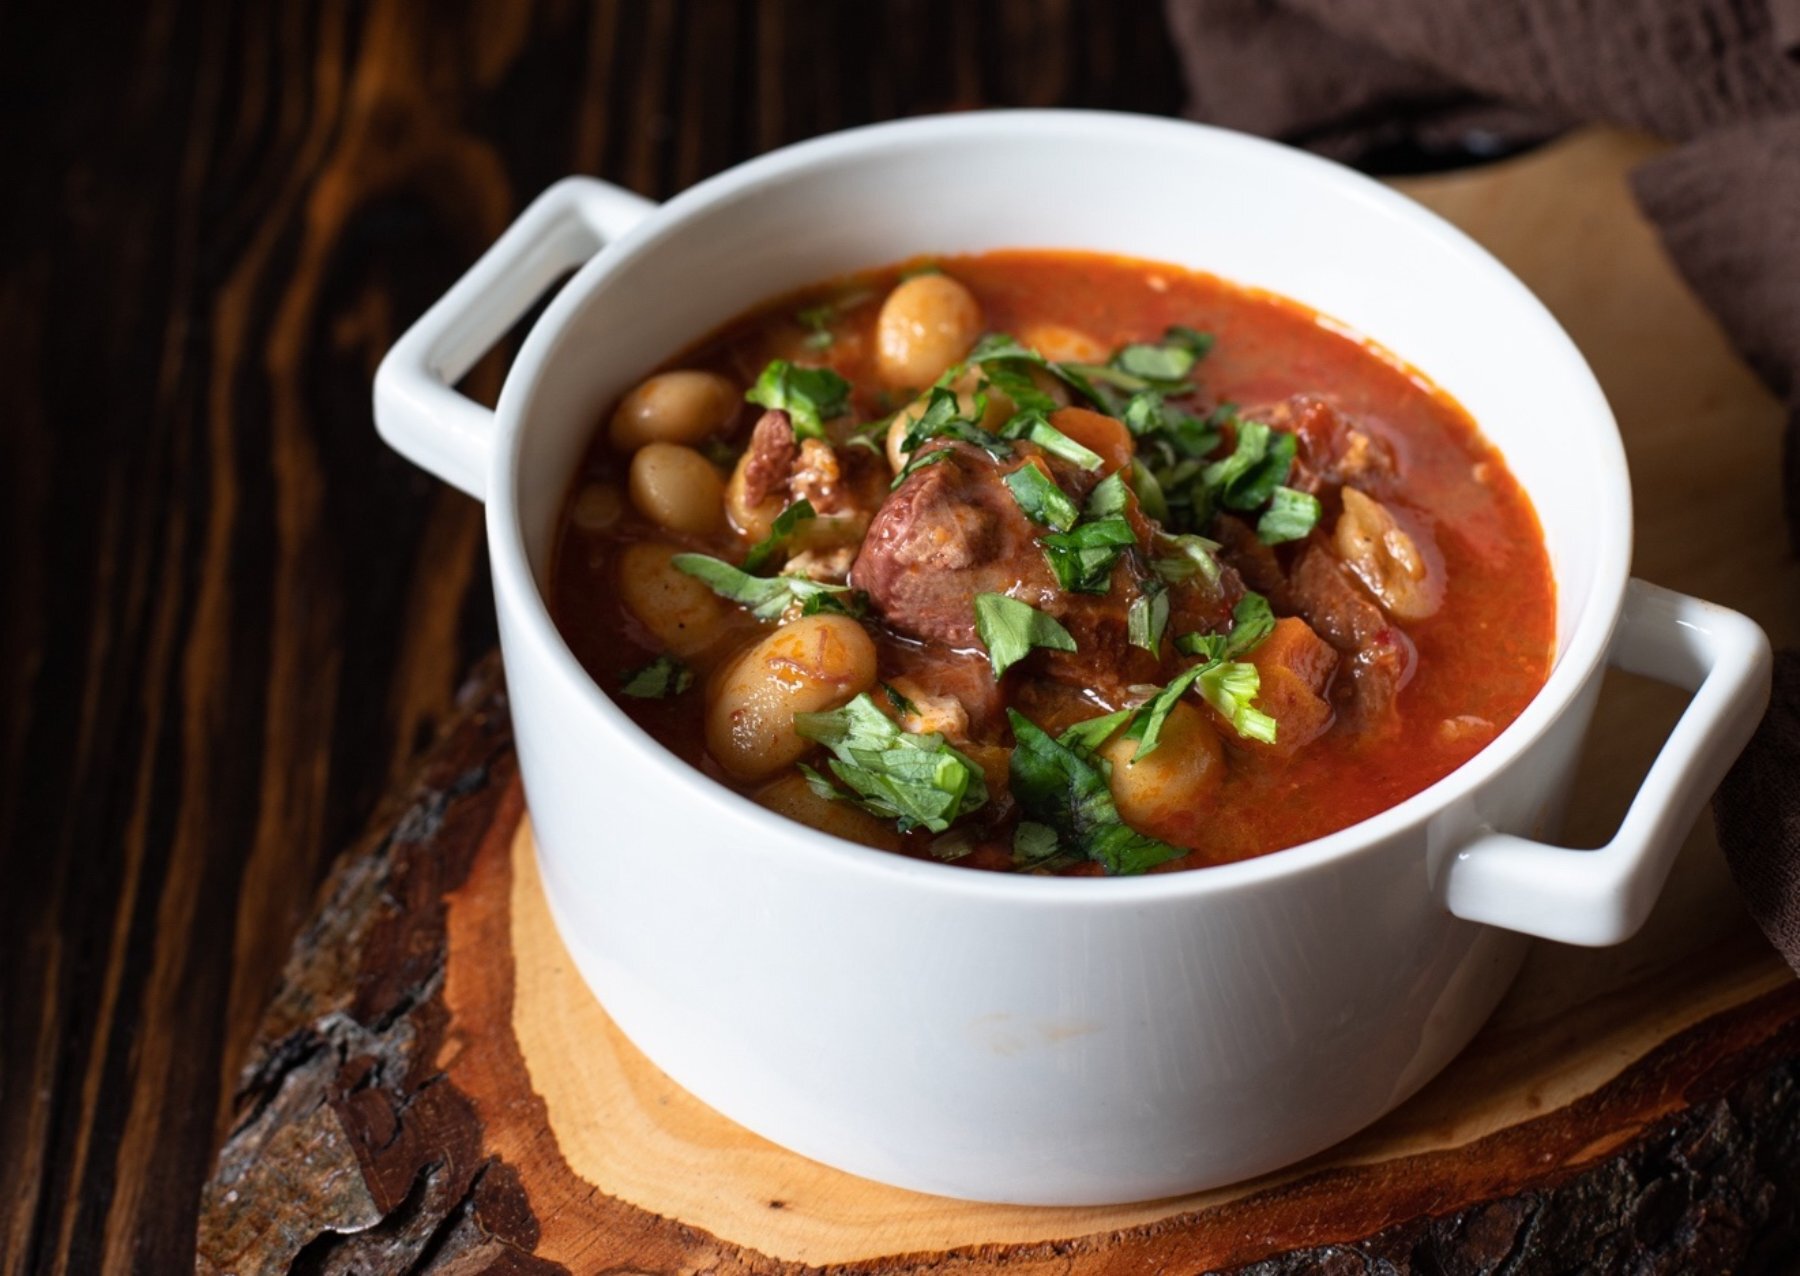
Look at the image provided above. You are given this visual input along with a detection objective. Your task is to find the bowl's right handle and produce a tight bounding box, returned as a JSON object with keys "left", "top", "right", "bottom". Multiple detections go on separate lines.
{"left": 1439, "top": 579, "right": 1771, "bottom": 946}
{"left": 373, "top": 177, "right": 657, "bottom": 501}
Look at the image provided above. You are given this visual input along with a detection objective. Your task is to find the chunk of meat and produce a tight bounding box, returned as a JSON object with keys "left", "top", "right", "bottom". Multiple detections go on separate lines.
{"left": 780, "top": 546, "right": 856, "bottom": 583}
{"left": 1211, "top": 513, "right": 1289, "bottom": 606}
{"left": 740, "top": 409, "right": 798, "bottom": 508}
{"left": 1335, "top": 428, "right": 1393, "bottom": 483}
{"left": 791, "top": 437, "right": 847, "bottom": 513}
{"left": 878, "top": 639, "right": 1004, "bottom": 740}
{"left": 1438, "top": 714, "right": 1496, "bottom": 747}
{"left": 1288, "top": 547, "right": 1416, "bottom": 734}
{"left": 1252, "top": 395, "right": 1396, "bottom": 495}
{"left": 1241, "top": 616, "right": 1338, "bottom": 753}
{"left": 1009, "top": 678, "right": 1124, "bottom": 739}
{"left": 733, "top": 409, "right": 887, "bottom": 551}
{"left": 881, "top": 675, "right": 972, "bottom": 740}
{"left": 852, "top": 443, "right": 1054, "bottom": 648}
{"left": 851, "top": 441, "right": 1236, "bottom": 694}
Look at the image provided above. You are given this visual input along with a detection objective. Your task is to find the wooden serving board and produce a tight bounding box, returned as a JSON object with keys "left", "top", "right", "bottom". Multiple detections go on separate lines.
{"left": 197, "top": 129, "right": 1800, "bottom": 1274}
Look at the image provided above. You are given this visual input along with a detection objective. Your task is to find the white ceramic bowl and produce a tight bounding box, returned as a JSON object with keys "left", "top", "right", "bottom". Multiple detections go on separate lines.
{"left": 374, "top": 111, "right": 1771, "bottom": 1205}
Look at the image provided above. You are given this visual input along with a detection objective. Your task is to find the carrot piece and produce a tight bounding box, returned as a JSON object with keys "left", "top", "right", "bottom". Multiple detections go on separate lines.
{"left": 1253, "top": 617, "right": 1338, "bottom": 694}
{"left": 1048, "top": 406, "right": 1134, "bottom": 474}
{"left": 1243, "top": 617, "right": 1338, "bottom": 753}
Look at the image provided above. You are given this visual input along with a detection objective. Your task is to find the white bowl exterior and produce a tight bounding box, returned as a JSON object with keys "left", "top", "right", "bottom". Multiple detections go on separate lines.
{"left": 485, "top": 113, "right": 1630, "bottom": 1203}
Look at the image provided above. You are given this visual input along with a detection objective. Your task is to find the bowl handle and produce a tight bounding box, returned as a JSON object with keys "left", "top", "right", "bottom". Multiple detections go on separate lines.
{"left": 372, "top": 177, "right": 657, "bottom": 500}
{"left": 1439, "top": 579, "right": 1771, "bottom": 946}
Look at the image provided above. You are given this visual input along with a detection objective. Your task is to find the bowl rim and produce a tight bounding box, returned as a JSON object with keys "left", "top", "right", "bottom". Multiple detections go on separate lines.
{"left": 486, "top": 107, "right": 1633, "bottom": 903}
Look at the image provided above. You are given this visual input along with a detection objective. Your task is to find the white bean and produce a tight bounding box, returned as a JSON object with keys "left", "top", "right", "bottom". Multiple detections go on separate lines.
{"left": 615, "top": 541, "right": 729, "bottom": 657}
{"left": 629, "top": 442, "right": 725, "bottom": 535}
{"left": 571, "top": 481, "right": 625, "bottom": 532}
{"left": 1099, "top": 702, "right": 1223, "bottom": 841}
{"left": 609, "top": 370, "right": 740, "bottom": 451}
{"left": 875, "top": 274, "right": 983, "bottom": 387}
{"left": 707, "top": 614, "right": 877, "bottom": 780}
{"left": 755, "top": 771, "right": 902, "bottom": 850}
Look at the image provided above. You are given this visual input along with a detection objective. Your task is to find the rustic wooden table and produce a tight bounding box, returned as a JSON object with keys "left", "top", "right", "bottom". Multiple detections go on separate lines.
{"left": 187, "top": 126, "right": 1800, "bottom": 1276}
{"left": 0, "top": 3, "right": 1182, "bottom": 1270}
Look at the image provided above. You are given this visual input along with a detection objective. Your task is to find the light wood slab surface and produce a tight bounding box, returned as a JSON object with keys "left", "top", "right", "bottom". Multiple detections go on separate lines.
{"left": 464, "top": 128, "right": 1799, "bottom": 1269}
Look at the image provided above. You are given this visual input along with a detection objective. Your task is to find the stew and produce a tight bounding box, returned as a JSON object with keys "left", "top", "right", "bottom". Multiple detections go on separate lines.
{"left": 548, "top": 251, "right": 1555, "bottom": 874}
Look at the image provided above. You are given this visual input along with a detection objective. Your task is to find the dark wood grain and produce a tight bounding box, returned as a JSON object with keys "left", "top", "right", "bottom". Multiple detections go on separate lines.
{"left": 193, "top": 663, "right": 1800, "bottom": 1275}
{"left": 0, "top": 3, "right": 1181, "bottom": 1270}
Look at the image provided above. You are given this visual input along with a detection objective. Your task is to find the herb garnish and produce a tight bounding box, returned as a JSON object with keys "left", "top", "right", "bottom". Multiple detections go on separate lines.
{"left": 1084, "top": 471, "right": 1132, "bottom": 518}
{"left": 973, "top": 593, "right": 1077, "bottom": 678}
{"left": 1152, "top": 531, "right": 1224, "bottom": 589}
{"left": 795, "top": 694, "right": 988, "bottom": 833}
{"left": 1121, "top": 663, "right": 1212, "bottom": 759}
{"left": 881, "top": 681, "right": 919, "bottom": 717}
{"left": 895, "top": 385, "right": 1009, "bottom": 477}
{"left": 1056, "top": 707, "right": 1134, "bottom": 753}
{"left": 796, "top": 304, "right": 836, "bottom": 350}
{"left": 700, "top": 436, "right": 741, "bottom": 469}
{"left": 929, "top": 828, "right": 981, "bottom": 862}
{"left": 1057, "top": 325, "right": 1215, "bottom": 410}
{"left": 1127, "top": 592, "right": 1280, "bottom": 754}
{"left": 1177, "top": 592, "right": 1276, "bottom": 662}
{"left": 1041, "top": 517, "right": 1136, "bottom": 594}
{"left": 1115, "top": 394, "right": 1231, "bottom": 530}
{"left": 1256, "top": 485, "right": 1322, "bottom": 544}
{"left": 1108, "top": 325, "right": 1215, "bottom": 390}
{"left": 741, "top": 498, "right": 816, "bottom": 572}
{"left": 1024, "top": 469, "right": 1139, "bottom": 594}
{"left": 889, "top": 444, "right": 956, "bottom": 487}
{"left": 1126, "top": 457, "right": 1171, "bottom": 522}
{"left": 745, "top": 360, "right": 852, "bottom": 440}
{"left": 1203, "top": 418, "right": 1297, "bottom": 512}
{"left": 1002, "top": 463, "right": 1080, "bottom": 532}
{"left": 1006, "top": 709, "right": 1185, "bottom": 875}
{"left": 982, "top": 358, "right": 1060, "bottom": 416}
{"left": 1001, "top": 409, "right": 1103, "bottom": 471}
{"left": 1128, "top": 583, "right": 1170, "bottom": 655}
{"left": 792, "top": 288, "right": 873, "bottom": 350}
{"left": 1012, "top": 820, "right": 1069, "bottom": 872}
{"left": 673, "top": 552, "right": 865, "bottom": 621}
{"left": 619, "top": 654, "right": 692, "bottom": 699}
{"left": 1196, "top": 660, "right": 1277, "bottom": 743}
{"left": 954, "top": 332, "right": 1111, "bottom": 415}
{"left": 1039, "top": 325, "right": 1322, "bottom": 542}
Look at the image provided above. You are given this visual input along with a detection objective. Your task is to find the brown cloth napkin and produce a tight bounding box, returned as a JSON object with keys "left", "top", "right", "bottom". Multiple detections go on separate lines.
{"left": 1165, "top": 0, "right": 1800, "bottom": 971}
{"left": 1716, "top": 652, "right": 1800, "bottom": 971}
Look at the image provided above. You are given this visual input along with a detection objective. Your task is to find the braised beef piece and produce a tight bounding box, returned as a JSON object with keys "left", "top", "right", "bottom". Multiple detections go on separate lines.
{"left": 878, "top": 639, "right": 1005, "bottom": 739}
{"left": 851, "top": 443, "right": 1040, "bottom": 649}
{"left": 741, "top": 408, "right": 798, "bottom": 508}
{"left": 1210, "top": 401, "right": 1415, "bottom": 734}
{"left": 1218, "top": 508, "right": 1416, "bottom": 735}
{"left": 850, "top": 441, "right": 1239, "bottom": 695}
{"left": 741, "top": 406, "right": 887, "bottom": 535}
{"left": 1288, "top": 547, "right": 1415, "bottom": 733}
{"left": 1212, "top": 514, "right": 1288, "bottom": 605}
{"left": 1250, "top": 395, "right": 1396, "bottom": 496}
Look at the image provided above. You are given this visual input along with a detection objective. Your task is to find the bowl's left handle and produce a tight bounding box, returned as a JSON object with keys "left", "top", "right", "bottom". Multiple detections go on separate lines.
{"left": 373, "top": 177, "right": 657, "bottom": 500}
{"left": 1438, "top": 579, "right": 1771, "bottom": 947}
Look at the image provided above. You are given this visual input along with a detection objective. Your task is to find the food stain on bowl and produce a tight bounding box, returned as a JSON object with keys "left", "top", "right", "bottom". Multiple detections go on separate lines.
{"left": 966, "top": 1012, "right": 1106, "bottom": 1056}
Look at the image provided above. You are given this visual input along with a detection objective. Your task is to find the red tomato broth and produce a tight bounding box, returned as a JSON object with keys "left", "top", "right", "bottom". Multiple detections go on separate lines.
{"left": 548, "top": 250, "right": 1555, "bottom": 873}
